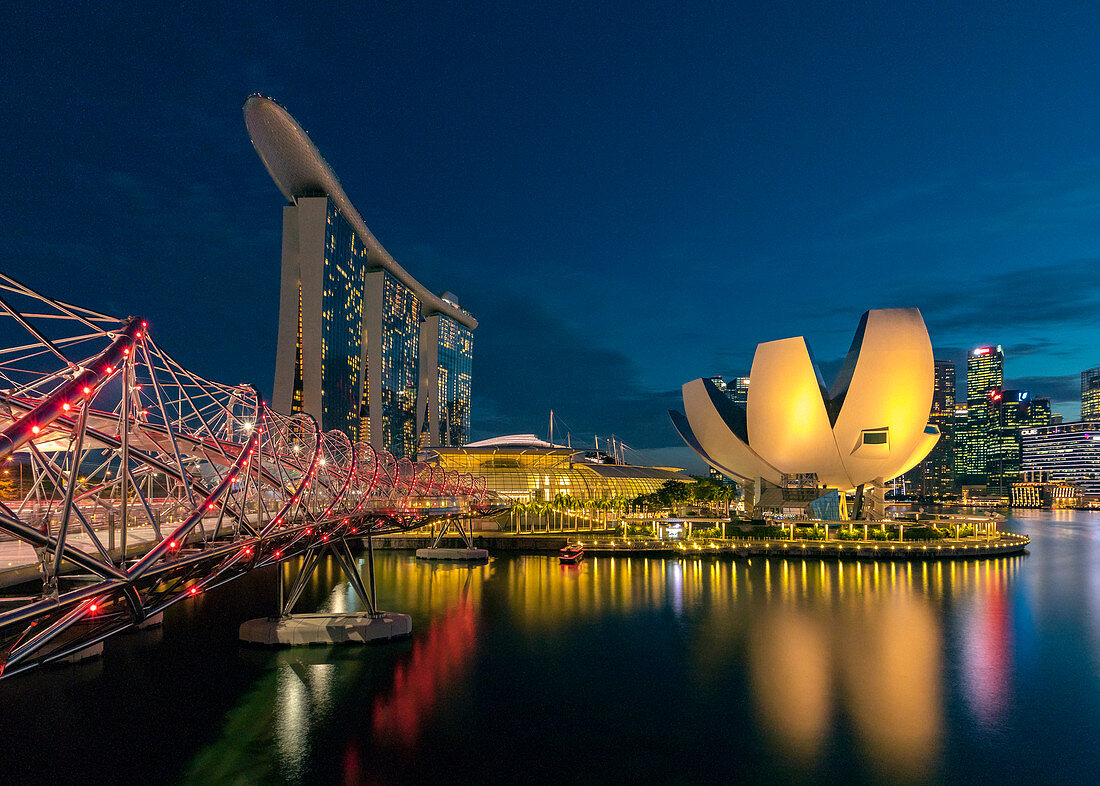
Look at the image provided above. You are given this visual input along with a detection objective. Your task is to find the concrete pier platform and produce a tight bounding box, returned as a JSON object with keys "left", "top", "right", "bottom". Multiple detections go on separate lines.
{"left": 59, "top": 641, "right": 103, "bottom": 663}
{"left": 239, "top": 612, "right": 411, "bottom": 647}
{"left": 415, "top": 547, "right": 489, "bottom": 561}
{"left": 136, "top": 612, "right": 164, "bottom": 630}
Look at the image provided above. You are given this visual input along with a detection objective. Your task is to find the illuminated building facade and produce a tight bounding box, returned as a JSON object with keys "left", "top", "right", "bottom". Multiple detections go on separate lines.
{"left": 244, "top": 95, "right": 476, "bottom": 457}
{"left": 417, "top": 301, "right": 474, "bottom": 449}
{"left": 673, "top": 308, "right": 940, "bottom": 494}
{"left": 958, "top": 346, "right": 1005, "bottom": 487}
{"left": 1010, "top": 470, "right": 1081, "bottom": 508}
{"left": 1083, "top": 366, "right": 1100, "bottom": 421}
{"left": 985, "top": 391, "right": 1050, "bottom": 496}
{"left": 421, "top": 435, "right": 691, "bottom": 503}
{"left": 902, "top": 359, "right": 956, "bottom": 498}
{"left": 1021, "top": 421, "right": 1100, "bottom": 496}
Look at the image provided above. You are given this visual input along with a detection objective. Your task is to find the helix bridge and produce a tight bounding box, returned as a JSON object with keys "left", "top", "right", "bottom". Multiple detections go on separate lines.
{"left": 0, "top": 273, "right": 503, "bottom": 678}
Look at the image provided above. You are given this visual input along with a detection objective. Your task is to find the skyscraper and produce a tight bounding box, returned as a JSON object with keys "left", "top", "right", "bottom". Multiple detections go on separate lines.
{"left": 903, "top": 359, "right": 956, "bottom": 498}
{"left": 986, "top": 390, "right": 1050, "bottom": 496}
{"left": 959, "top": 346, "right": 1005, "bottom": 486}
{"left": 244, "top": 96, "right": 477, "bottom": 457}
{"left": 730, "top": 376, "right": 750, "bottom": 408}
{"left": 1082, "top": 366, "right": 1100, "bottom": 420}
{"left": 966, "top": 345, "right": 1004, "bottom": 404}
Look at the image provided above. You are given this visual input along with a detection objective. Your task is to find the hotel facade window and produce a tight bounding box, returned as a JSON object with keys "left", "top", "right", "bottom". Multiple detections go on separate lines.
{"left": 437, "top": 315, "right": 473, "bottom": 446}
{"left": 319, "top": 200, "right": 367, "bottom": 440}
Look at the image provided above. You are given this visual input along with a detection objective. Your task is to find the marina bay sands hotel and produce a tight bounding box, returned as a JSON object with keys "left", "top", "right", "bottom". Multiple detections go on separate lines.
{"left": 243, "top": 95, "right": 475, "bottom": 458}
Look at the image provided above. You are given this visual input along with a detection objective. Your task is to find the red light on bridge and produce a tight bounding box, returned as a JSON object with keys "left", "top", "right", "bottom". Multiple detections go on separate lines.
{"left": 169, "top": 540, "right": 177, "bottom": 549}
{"left": 208, "top": 503, "right": 216, "bottom": 510}
{"left": 89, "top": 603, "right": 98, "bottom": 613}
{"left": 322, "top": 534, "right": 329, "bottom": 542}
{"left": 31, "top": 425, "right": 40, "bottom": 434}
{"left": 305, "top": 528, "right": 312, "bottom": 535}
{"left": 83, "top": 386, "right": 92, "bottom": 395}
{"left": 62, "top": 402, "right": 70, "bottom": 411}
{"left": 189, "top": 586, "right": 199, "bottom": 596}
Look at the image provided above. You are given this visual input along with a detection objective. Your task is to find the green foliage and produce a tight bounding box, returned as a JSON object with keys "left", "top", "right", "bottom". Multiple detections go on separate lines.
{"left": 630, "top": 477, "right": 737, "bottom": 513}
{"left": 902, "top": 526, "right": 945, "bottom": 541}
{"left": 754, "top": 525, "right": 788, "bottom": 539}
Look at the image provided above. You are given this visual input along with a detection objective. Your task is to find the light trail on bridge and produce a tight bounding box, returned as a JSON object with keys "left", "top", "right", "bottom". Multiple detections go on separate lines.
{"left": 0, "top": 273, "right": 502, "bottom": 678}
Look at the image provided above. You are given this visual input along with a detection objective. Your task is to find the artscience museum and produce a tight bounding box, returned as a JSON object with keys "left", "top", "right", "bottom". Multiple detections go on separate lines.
{"left": 672, "top": 308, "right": 941, "bottom": 513}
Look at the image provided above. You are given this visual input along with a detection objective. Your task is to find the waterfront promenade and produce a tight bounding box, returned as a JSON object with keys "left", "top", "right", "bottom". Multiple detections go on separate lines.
{"left": 376, "top": 530, "right": 1030, "bottom": 560}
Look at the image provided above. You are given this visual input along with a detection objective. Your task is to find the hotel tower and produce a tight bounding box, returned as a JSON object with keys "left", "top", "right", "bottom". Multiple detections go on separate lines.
{"left": 243, "top": 95, "right": 476, "bottom": 458}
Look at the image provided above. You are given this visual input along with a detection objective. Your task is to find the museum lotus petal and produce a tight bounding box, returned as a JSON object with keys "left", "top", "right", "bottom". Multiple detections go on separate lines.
{"left": 671, "top": 308, "right": 940, "bottom": 492}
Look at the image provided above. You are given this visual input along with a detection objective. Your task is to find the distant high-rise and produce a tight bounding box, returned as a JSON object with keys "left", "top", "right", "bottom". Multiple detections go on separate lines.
{"left": 986, "top": 390, "right": 1050, "bottom": 496}
{"left": 730, "top": 376, "right": 750, "bottom": 408}
{"left": 1082, "top": 367, "right": 1100, "bottom": 420}
{"left": 959, "top": 346, "right": 1005, "bottom": 488}
{"left": 966, "top": 345, "right": 1004, "bottom": 404}
{"left": 244, "top": 96, "right": 476, "bottom": 457}
{"left": 1022, "top": 421, "right": 1100, "bottom": 496}
{"left": 903, "top": 359, "right": 956, "bottom": 498}
{"left": 707, "top": 375, "right": 749, "bottom": 408}
{"left": 704, "top": 375, "right": 749, "bottom": 484}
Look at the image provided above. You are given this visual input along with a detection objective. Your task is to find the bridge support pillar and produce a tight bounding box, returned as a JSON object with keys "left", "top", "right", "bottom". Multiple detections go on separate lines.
{"left": 417, "top": 517, "right": 488, "bottom": 561}
{"left": 240, "top": 537, "right": 411, "bottom": 647}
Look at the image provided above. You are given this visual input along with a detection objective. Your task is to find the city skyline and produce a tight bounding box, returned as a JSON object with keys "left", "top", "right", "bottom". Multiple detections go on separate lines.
{"left": 3, "top": 4, "right": 1100, "bottom": 473}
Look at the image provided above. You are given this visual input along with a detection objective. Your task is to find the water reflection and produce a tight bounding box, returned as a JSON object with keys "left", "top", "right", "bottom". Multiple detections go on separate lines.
{"left": 486, "top": 552, "right": 1020, "bottom": 779}
{"left": 372, "top": 584, "right": 478, "bottom": 747}
{"left": 179, "top": 545, "right": 1029, "bottom": 783}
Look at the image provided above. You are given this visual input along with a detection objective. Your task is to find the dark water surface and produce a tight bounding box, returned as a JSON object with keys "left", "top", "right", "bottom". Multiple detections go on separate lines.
{"left": 2, "top": 510, "right": 1100, "bottom": 784}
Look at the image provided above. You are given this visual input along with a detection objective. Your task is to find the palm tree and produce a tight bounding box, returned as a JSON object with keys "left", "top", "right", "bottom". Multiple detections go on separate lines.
{"left": 552, "top": 491, "right": 570, "bottom": 530}
{"left": 534, "top": 498, "right": 553, "bottom": 531}
{"left": 613, "top": 495, "right": 630, "bottom": 533}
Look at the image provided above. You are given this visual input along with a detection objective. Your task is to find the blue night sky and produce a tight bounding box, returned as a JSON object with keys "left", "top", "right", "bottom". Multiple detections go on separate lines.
{"left": 3, "top": 3, "right": 1099, "bottom": 471}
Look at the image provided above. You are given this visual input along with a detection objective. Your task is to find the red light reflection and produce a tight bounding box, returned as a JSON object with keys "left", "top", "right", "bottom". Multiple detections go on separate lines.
{"left": 371, "top": 594, "right": 477, "bottom": 747}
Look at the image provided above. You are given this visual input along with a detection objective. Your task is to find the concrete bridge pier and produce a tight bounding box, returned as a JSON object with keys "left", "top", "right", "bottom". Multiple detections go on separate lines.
{"left": 416, "top": 517, "right": 488, "bottom": 561}
{"left": 240, "top": 534, "right": 411, "bottom": 647}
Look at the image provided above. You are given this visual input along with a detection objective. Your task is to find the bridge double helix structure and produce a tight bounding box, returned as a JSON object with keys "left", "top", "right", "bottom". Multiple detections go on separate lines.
{"left": 0, "top": 274, "right": 503, "bottom": 679}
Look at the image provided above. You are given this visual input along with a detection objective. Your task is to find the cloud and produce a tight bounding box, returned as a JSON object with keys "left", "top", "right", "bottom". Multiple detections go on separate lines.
{"left": 909, "top": 259, "right": 1100, "bottom": 336}
{"left": 1004, "top": 373, "right": 1080, "bottom": 403}
{"left": 466, "top": 292, "right": 684, "bottom": 451}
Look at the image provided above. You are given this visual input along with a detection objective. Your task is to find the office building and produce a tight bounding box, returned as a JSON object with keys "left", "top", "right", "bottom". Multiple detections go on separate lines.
{"left": 985, "top": 391, "right": 1050, "bottom": 496}
{"left": 1022, "top": 422, "right": 1100, "bottom": 496}
{"left": 902, "top": 359, "right": 956, "bottom": 498}
{"left": 1083, "top": 367, "right": 1100, "bottom": 420}
{"left": 244, "top": 95, "right": 476, "bottom": 457}
{"left": 958, "top": 346, "right": 1005, "bottom": 487}
{"left": 967, "top": 346, "right": 1004, "bottom": 404}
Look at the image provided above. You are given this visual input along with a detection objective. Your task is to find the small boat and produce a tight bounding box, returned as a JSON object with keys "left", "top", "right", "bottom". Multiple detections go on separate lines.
{"left": 559, "top": 543, "right": 584, "bottom": 564}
